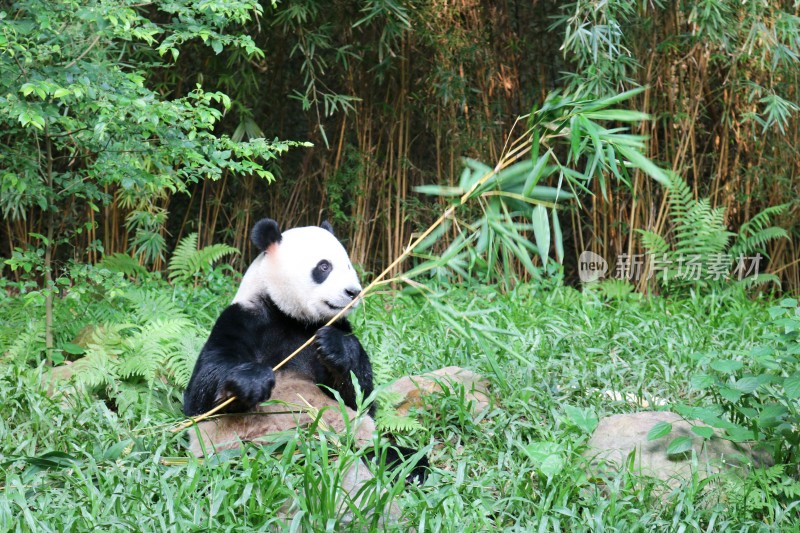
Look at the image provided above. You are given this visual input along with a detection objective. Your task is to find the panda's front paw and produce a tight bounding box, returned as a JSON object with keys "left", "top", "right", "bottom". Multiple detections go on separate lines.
{"left": 315, "top": 326, "right": 355, "bottom": 372}
{"left": 219, "top": 363, "right": 275, "bottom": 412}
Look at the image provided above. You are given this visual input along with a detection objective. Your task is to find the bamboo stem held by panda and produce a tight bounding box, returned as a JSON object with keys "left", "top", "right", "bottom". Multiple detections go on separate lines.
{"left": 170, "top": 396, "right": 237, "bottom": 433}
{"left": 171, "top": 132, "right": 531, "bottom": 434}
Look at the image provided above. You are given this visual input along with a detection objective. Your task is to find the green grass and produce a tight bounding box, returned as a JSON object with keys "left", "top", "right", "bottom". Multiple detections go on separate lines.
{"left": 0, "top": 275, "right": 798, "bottom": 531}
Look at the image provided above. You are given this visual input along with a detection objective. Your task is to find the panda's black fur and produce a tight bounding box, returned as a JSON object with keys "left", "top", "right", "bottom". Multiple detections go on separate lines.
{"left": 183, "top": 218, "right": 426, "bottom": 482}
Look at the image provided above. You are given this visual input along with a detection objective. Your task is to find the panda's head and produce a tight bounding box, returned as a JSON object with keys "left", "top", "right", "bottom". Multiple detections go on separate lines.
{"left": 233, "top": 218, "right": 362, "bottom": 324}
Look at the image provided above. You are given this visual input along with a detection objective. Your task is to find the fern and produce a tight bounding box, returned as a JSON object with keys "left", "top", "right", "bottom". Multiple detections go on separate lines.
{"left": 168, "top": 233, "right": 239, "bottom": 284}
{"left": 639, "top": 174, "right": 786, "bottom": 292}
{"left": 368, "top": 336, "right": 424, "bottom": 433}
{"left": 118, "top": 318, "right": 192, "bottom": 384}
{"left": 736, "top": 203, "right": 789, "bottom": 238}
{"left": 122, "top": 287, "right": 185, "bottom": 322}
{"left": 164, "top": 331, "right": 206, "bottom": 388}
{"left": 115, "top": 382, "right": 153, "bottom": 414}
{"left": 70, "top": 306, "right": 204, "bottom": 407}
{"left": 726, "top": 464, "right": 800, "bottom": 513}
{"left": 596, "top": 279, "right": 637, "bottom": 300}
{"left": 727, "top": 203, "right": 788, "bottom": 290}
{"left": 375, "top": 409, "right": 424, "bottom": 433}
{"left": 638, "top": 230, "right": 668, "bottom": 256}
{"left": 74, "top": 343, "right": 120, "bottom": 390}
{"left": 98, "top": 253, "right": 148, "bottom": 279}
{"left": 4, "top": 321, "right": 45, "bottom": 363}
{"left": 370, "top": 337, "right": 397, "bottom": 387}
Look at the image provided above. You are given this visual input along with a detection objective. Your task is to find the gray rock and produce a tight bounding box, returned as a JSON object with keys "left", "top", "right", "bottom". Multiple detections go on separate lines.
{"left": 584, "top": 411, "right": 769, "bottom": 487}
{"left": 385, "top": 366, "right": 490, "bottom": 415}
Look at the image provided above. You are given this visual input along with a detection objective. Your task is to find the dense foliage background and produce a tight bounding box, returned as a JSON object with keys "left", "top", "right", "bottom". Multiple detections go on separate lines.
{"left": 2, "top": 1, "right": 800, "bottom": 530}
{"left": 2, "top": 0, "right": 798, "bottom": 286}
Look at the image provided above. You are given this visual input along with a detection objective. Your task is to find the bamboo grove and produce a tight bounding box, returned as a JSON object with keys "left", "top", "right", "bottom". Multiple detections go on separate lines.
{"left": 1, "top": 0, "right": 799, "bottom": 291}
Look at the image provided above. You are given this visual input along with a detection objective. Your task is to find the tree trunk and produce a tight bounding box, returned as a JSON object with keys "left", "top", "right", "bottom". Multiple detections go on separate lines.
{"left": 44, "top": 131, "right": 55, "bottom": 366}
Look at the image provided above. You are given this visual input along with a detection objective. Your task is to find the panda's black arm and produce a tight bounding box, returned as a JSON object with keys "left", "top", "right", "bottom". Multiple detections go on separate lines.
{"left": 315, "top": 324, "right": 375, "bottom": 416}
{"left": 183, "top": 305, "right": 276, "bottom": 416}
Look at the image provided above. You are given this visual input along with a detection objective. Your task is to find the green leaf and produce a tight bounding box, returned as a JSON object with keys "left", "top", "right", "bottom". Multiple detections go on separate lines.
{"left": 61, "top": 343, "right": 85, "bottom": 355}
{"left": 673, "top": 404, "right": 723, "bottom": 427}
{"left": 725, "top": 426, "right": 756, "bottom": 442}
{"left": 666, "top": 436, "right": 693, "bottom": 456}
{"left": 520, "top": 441, "right": 563, "bottom": 479}
{"left": 552, "top": 209, "right": 564, "bottom": 264}
{"left": 709, "top": 359, "right": 743, "bottom": 373}
{"left": 563, "top": 404, "right": 598, "bottom": 434}
{"left": 732, "top": 376, "right": 763, "bottom": 394}
{"left": 539, "top": 454, "right": 564, "bottom": 478}
{"left": 531, "top": 205, "right": 550, "bottom": 267}
{"left": 647, "top": 421, "right": 672, "bottom": 441}
{"left": 689, "top": 373, "right": 715, "bottom": 391}
{"left": 691, "top": 425, "right": 715, "bottom": 440}
{"left": 784, "top": 373, "right": 800, "bottom": 399}
{"left": 522, "top": 153, "right": 550, "bottom": 196}
{"left": 616, "top": 145, "right": 669, "bottom": 186}
{"left": 414, "top": 185, "right": 463, "bottom": 197}
{"left": 757, "top": 404, "right": 787, "bottom": 428}
{"left": 719, "top": 387, "right": 743, "bottom": 403}
{"left": 582, "top": 109, "right": 650, "bottom": 122}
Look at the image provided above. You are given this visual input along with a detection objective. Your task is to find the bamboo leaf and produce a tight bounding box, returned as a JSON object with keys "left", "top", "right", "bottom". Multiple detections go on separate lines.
{"left": 616, "top": 145, "right": 669, "bottom": 186}
{"left": 531, "top": 205, "right": 550, "bottom": 267}
{"left": 552, "top": 209, "right": 564, "bottom": 264}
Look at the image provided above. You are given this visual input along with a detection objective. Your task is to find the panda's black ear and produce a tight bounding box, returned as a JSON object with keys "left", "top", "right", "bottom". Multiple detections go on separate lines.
{"left": 251, "top": 218, "right": 282, "bottom": 252}
{"left": 320, "top": 220, "right": 335, "bottom": 235}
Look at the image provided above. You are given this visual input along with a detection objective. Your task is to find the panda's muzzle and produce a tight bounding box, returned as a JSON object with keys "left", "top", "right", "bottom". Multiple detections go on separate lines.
{"left": 344, "top": 287, "right": 361, "bottom": 300}
{"left": 325, "top": 287, "right": 361, "bottom": 311}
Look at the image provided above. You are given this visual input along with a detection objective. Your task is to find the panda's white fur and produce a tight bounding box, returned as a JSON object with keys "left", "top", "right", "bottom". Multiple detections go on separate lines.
{"left": 232, "top": 226, "right": 361, "bottom": 323}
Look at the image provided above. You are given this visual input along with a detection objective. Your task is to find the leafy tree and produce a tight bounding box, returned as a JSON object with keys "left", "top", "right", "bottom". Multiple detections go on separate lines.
{"left": 0, "top": 0, "right": 304, "bottom": 361}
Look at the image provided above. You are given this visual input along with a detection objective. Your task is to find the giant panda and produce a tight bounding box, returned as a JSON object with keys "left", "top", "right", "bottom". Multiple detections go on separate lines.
{"left": 183, "top": 217, "right": 425, "bottom": 481}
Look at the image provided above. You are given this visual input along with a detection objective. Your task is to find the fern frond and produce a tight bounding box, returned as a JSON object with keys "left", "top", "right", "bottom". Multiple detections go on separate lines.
{"left": 167, "top": 233, "right": 199, "bottom": 282}
{"left": 370, "top": 337, "right": 399, "bottom": 386}
{"left": 731, "top": 273, "right": 782, "bottom": 290}
{"left": 192, "top": 244, "right": 240, "bottom": 273}
{"left": 665, "top": 173, "right": 694, "bottom": 226}
{"left": 168, "top": 233, "right": 239, "bottom": 283}
{"left": 164, "top": 330, "right": 206, "bottom": 388}
{"left": 597, "top": 279, "right": 635, "bottom": 299}
{"left": 673, "top": 201, "right": 730, "bottom": 256}
{"left": 4, "top": 321, "right": 45, "bottom": 363}
{"left": 638, "top": 230, "right": 669, "bottom": 256}
{"left": 121, "top": 318, "right": 193, "bottom": 383}
{"left": 98, "top": 253, "right": 148, "bottom": 278}
{"left": 122, "top": 288, "right": 184, "bottom": 323}
{"left": 375, "top": 410, "right": 423, "bottom": 433}
{"left": 731, "top": 227, "right": 788, "bottom": 258}
{"left": 738, "top": 204, "right": 788, "bottom": 237}
{"left": 73, "top": 343, "right": 121, "bottom": 389}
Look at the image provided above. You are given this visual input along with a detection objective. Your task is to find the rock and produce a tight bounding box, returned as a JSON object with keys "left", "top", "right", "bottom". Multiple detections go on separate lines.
{"left": 45, "top": 361, "right": 78, "bottom": 397}
{"left": 583, "top": 411, "right": 770, "bottom": 488}
{"left": 385, "top": 366, "right": 490, "bottom": 415}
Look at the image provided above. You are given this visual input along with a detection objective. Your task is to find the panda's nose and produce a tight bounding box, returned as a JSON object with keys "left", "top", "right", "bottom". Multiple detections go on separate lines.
{"left": 345, "top": 287, "right": 361, "bottom": 300}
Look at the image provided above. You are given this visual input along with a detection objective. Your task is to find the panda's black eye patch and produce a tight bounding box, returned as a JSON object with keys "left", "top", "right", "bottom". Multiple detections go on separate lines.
{"left": 312, "top": 260, "right": 333, "bottom": 284}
